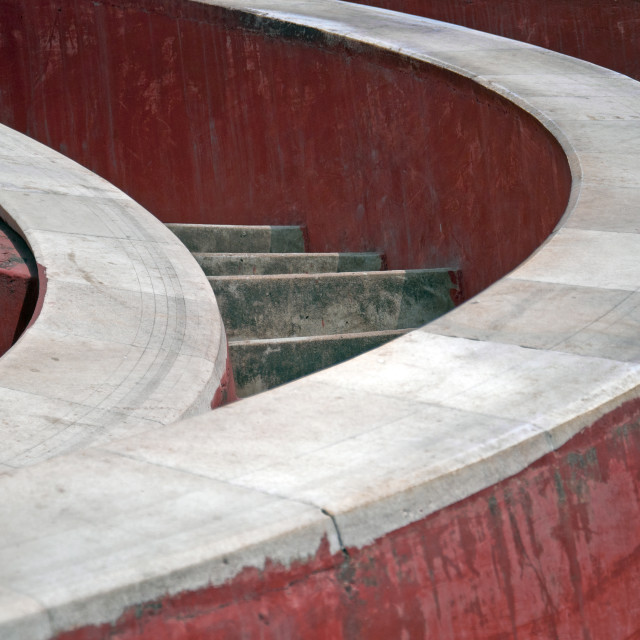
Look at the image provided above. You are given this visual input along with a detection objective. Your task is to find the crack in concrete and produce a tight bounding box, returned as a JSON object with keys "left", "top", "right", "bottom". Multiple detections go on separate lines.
{"left": 320, "top": 507, "right": 350, "bottom": 558}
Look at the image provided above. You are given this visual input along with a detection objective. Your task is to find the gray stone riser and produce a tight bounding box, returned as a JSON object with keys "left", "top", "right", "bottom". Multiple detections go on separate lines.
{"left": 229, "top": 330, "right": 409, "bottom": 397}
{"left": 210, "top": 269, "right": 457, "bottom": 340}
{"left": 194, "top": 251, "right": 384, "bottom": 276}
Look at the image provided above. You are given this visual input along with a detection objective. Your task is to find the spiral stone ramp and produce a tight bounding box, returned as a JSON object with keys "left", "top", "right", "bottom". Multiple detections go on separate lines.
{"left": 1, "top": 1, "right": 640, "bottom": 638}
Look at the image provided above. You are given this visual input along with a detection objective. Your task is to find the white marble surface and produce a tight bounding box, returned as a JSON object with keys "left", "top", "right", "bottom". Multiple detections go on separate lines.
{"left": 0, "top": 449, "right": 339, "bottom": 638}
{"left": 0, "top": 123, "right": 228, "bottom": 466}
{"left": 3, "top": 0, "right": 640, "bottom": 637}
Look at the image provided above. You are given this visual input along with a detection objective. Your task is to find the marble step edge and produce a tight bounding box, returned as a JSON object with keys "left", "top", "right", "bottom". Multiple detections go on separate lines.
{"left": 194, "top": 251, "right": 385, "bottom": 275}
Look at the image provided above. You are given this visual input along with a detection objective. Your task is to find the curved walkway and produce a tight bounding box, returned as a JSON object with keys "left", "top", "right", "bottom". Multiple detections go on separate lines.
{"left": 2, "top": 1, "right": 640, "bottom": 637}
{"left": 0, "top": 123, "right": 227, "bottom": 469}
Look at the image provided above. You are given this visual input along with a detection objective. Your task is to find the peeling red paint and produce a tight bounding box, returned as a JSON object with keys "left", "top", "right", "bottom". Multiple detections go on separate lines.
{"left": 55, "top": 535, "right": 346, "bottom": 640}
{"left": 52, "top": 398, "right": 640, "bottom": 639}
{"left": 1, "top": 3, "right": 630, "bottom": 638}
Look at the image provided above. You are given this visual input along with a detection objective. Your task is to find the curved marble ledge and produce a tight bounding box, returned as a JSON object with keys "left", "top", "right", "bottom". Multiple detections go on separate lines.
{"left": 117, "top": 0, "right": 640, "bottom": 544}
{"left": 2, "top": 1, "right": 640, "bottom": 637}
{"left": 0, "top": 123, "right": 228, "bottom": 468}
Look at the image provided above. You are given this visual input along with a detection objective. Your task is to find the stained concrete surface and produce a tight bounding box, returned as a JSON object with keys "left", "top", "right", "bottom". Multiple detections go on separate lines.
{"left": 211, "top": 269, "right": 456, "bottom": 338}
{"left": 194, "top": 251, "right": 383, "bottom": 275}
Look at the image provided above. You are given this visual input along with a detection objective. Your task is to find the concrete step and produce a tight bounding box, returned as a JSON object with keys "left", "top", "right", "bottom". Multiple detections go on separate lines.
{"left": 194, "top": 251, "right": 384, "bottom": 276}
{"left": 210, "top": 269, "right": 457, "bottom": 340}
{"left": 166, "top": 223, "right": 305, "bottom": 254}
{"left": 167, "top": 222, "right": 459, "bottom": 397}
{"left": 229, "top": 330, "right": 408, "bottom": 397}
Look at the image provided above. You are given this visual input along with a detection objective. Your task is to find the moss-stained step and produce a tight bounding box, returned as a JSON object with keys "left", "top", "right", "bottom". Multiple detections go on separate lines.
{"left": 168, "top": 222, "right": 459, "bottom": 397}
{"left": 166, "top": 223, "right": 305, "bottom": 253}
{"left": 229, "top": 330, "right": 409, "bottom": 397}
{"left": 209, "top": 269, "right": 458, "bottom": 340}
{"left": 194, "top": 252, "right": 384, "bottom": 276}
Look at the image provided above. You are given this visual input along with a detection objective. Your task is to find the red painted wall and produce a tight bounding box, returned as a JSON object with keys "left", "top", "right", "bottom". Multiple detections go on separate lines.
{"left": 0, "top": 0, "right": 571, "bottom": 298}
{"left": 350, "top": 0, "right": 640, "bottom": 82}
{"left": 0, "top": 219, "right": 39, "bottom": 355}
{"left": 54, "top": 399, "right": 640, "bottom": 640}
{"left": 211, "top": 345, "right": 238, "bottom": 408}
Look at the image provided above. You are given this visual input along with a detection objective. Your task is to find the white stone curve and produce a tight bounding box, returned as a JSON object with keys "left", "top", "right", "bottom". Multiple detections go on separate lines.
{"left": 3, "top": 0, "right": 640, "bottom": 637}
{"left": 0, "top": 123, "right": 228, "bottom": 468}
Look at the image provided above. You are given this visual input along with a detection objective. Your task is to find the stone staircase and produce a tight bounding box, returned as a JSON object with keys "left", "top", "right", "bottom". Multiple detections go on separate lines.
{"left": 167, "top": 223, "right": 458, "bottom": 397}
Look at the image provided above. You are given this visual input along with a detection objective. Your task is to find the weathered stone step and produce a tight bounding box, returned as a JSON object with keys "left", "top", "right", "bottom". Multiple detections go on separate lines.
{"left": 194, "top": 252, "right": 384, "bottom": 276}
{"left": 229, "top": 330, "right": 408, "bottom": 397}
{"left": 166, "top": 223, "right": 305, "bottom": 254}
{"left": 210, "top": 269, "right": 457, "bottom": 340}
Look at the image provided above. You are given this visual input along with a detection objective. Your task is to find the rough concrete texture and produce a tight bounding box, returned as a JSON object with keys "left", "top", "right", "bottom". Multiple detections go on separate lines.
{"left": 1, "top": 0, "right": 640, "bottom": 638}
{"left": 211, "top": 269, "right": 458, "bottom": 339}
{"left": 230, "top": 329, "right": 408, "bottom": 396}
{"left": 194, "top": 251, "right": 383, "bottom": 275}
{"left": 166, "top": 224, "right": 305, "bottom": 253}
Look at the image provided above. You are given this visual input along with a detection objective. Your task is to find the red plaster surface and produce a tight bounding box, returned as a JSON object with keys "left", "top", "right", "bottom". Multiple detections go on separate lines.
{"left": 211, "top": 345, "right": 238, "bottom": 408}
{"left": 350, "top": 0, "right": 640, "bottom": 82}
{"left": 0, "top": 219, "right": 39, "bottom": 355}
{"left": 0, "top": 0, "right": 570, "bottom": 299}
{"left": 53, "top": 399, "right": 640, "bottom": 640}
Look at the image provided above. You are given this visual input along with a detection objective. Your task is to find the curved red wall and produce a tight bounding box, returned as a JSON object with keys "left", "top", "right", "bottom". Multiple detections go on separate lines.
{"left": 1, "top": 2, "right": 636, "bottom": 638}
{"left": 0, "top": 219, "right": 39, "bottom": 355}
{"left": 350, "top": 0, "right": 640, "bottom": 82}
{"left": 0, "top": 0, "right": 570, "bottom": 298}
